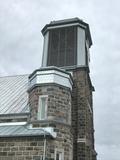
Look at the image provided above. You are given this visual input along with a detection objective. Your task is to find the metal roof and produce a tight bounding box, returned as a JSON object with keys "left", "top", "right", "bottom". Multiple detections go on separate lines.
{"left": 0, "top": 124, "right": 50, "bottom": 138}
{"left": 0, "top": 75, "right": 29, "bottom": 114}
{"left": 41, "top": 17, "right": 92, "bottom": 47}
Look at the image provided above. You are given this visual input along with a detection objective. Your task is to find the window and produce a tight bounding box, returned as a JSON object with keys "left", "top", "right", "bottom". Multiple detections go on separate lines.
{"left": 55, "top": 149, "right": 64, "bottom": 160}
{"left": 56, "top": 152, "right": 62, "bottom": 160}
{"left": 37, "top": 95, "right": 48, "bottom": 120}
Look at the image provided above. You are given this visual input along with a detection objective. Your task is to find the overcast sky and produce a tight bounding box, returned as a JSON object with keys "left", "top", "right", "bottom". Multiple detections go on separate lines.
{"left": 0, "top": 0, "right": 120, "bottom": 159}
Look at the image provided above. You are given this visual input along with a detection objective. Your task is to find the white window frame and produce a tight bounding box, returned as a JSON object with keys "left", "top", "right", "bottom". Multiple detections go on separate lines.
{"left": 37, "top": 95, "right": 48, "bottom": 120}
{"left": 55, "top": 148, "right": 64, "bottom": 160}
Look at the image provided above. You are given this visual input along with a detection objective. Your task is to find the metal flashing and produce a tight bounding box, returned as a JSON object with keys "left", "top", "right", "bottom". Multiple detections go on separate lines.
{"left": 28, "top": 125, "right": 57, "bottom": 138}
{"left": 29, "top": 66, "right": 72, "bottom": 79}
{"left": 29, "top": 67, "right": 73, "bottom": 90}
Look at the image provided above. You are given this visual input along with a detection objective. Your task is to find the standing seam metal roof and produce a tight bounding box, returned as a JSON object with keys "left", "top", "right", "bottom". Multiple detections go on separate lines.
{"left": 0, "top": 125, "right": 50, "bottom": 137}
{"left": 0, "top": 75, "right": 29, "bottom": 114}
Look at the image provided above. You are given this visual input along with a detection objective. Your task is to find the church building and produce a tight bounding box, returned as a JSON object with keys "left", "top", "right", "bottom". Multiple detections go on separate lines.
{"left": 0, "top": 18, "right": 97, "bottom": 160}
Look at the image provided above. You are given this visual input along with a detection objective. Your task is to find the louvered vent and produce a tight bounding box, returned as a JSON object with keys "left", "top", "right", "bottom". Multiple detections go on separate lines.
{"left": 47, "top": 26, "right": 77, "bottom": 67}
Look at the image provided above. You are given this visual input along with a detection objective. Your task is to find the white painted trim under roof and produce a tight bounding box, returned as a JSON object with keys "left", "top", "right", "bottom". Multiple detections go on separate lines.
{"left": 0, "top": 122, "right": 27, "bottom": 126}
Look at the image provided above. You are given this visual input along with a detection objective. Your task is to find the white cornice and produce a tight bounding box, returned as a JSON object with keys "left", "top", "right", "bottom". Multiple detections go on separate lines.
{"left": 29, "top": 68, "right": 73, "bottom": 90}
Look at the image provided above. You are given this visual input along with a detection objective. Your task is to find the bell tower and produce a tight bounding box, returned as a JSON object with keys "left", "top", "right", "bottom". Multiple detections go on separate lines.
{"left": 41, "top": 17, "right": 92, "bottom": 69}
{"left": 41, "top": 18, "right": 97, "bottom": 160}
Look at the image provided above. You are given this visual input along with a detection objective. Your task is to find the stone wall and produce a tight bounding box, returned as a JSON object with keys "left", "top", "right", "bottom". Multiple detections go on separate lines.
{"left": 71, "top": 67, "right": 96, "bottom": 160}
{"left": 0, "top": 137, "right": 45, "bottom": 160}
{"left": 28, "top": 85, "right": 71, "bottom": 125}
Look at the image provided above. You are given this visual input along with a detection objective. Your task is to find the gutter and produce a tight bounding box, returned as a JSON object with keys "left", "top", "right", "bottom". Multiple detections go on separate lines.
{"left": 41, "top": 127, "right": 56, "bottom": 160}
{"left": 43, "top": 131, "right": 46, "bottom": 160}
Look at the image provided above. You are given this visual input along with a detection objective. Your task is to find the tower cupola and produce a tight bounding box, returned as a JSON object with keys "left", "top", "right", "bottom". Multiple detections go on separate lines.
{"left": 41, "top": 17, "right": 92, "bottom": 69}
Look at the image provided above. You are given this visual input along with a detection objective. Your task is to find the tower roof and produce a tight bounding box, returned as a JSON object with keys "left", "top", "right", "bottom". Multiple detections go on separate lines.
{"left": 41, "top": 17, "right": 92, "bottom": 47}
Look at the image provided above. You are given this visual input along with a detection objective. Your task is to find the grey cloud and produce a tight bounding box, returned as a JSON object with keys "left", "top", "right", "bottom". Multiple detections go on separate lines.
{"left": 96, "top": 144, "right": 120, "bottom": 160}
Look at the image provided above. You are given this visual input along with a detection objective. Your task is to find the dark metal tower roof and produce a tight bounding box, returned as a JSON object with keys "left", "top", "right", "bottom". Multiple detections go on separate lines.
{"left": 41, "top": 17, "right": 92, "bottom": 47}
